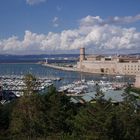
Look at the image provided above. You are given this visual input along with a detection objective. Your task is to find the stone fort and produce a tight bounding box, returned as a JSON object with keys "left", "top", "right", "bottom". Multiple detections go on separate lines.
{"left": 77, "top": 48, "right": 140, "bottom": 76}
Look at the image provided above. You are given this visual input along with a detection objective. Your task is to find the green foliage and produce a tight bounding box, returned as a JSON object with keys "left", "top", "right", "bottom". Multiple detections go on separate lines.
{"left": 130, "top": 87, "right": 140, "bottom": 94}
{"left": 41, "top": 85, "right": 78, "bottom": 136}
{"left": 0, "top": 101, "right": 15, "bottom": 140}
{"left": 125, "top": 86, "right": 140, "bottom": 95}
{"left": 23, "top": 73, "right": 39, "bottom": 96}
{"left": 10, "top": 94, "right": 45, "bottom": 139}
{"left": 72, "top": 100, "right": 140, "bottom": 140}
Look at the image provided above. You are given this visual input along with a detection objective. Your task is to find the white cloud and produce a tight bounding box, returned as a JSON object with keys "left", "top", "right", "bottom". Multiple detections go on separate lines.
{"left": 52, "top": 17, "right": 59, "bottom": 27}
{"left": 0, "top": 15, "right": 140, "bottom": 54}
{"left": 80, "top": 14, "right": 140, "bottom": 26}
{"left": 108, "top": 14, "right": 140, "bottom": 24}
{"left": 80, "top": 16, "right": 103, "bottom": 26}
{"left": 26, "top": 0, "right": 46, "bottom": 5}
{"left": 56, "top": 5, "right": 62, "bottom": 11}
{"left": 52, "top": 17, "right": 58, "bottom": 22}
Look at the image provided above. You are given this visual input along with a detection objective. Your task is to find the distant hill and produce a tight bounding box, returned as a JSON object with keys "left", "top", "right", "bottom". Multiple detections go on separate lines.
{"left": 129, "top": 53, "right": 140, "bottom": 56}
{"left": 0, "top": 54, "right": 79, "bottom": 63}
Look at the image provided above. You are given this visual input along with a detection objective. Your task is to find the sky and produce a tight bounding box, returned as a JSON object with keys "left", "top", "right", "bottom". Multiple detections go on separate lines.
{"left": 0, "top": 0, "right": 140, "bottom": 54}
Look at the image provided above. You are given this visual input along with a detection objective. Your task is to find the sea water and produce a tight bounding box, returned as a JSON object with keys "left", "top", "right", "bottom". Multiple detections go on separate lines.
{"left": 0, "top": 63, "right": 134, "bottom": 88}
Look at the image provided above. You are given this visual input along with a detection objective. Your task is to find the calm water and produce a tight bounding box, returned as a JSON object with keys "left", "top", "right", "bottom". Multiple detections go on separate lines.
{"left": 0, "top": 63, "right": 135, "bottom": 87}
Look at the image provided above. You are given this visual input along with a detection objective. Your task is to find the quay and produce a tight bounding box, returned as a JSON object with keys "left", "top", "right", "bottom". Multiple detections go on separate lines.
{"left": 43, "top": 63, "right": 79, "bottom": 72}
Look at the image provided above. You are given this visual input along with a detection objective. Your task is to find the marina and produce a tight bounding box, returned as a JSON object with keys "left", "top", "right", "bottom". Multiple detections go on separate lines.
{"left": 58, "top": 79, "right": 127, "bottom": 103}
{"left": 0, "top": 75, "right": 60, "bottom": 97}
{"left": 0, "top": 63, "right": 136, "bottom": 103}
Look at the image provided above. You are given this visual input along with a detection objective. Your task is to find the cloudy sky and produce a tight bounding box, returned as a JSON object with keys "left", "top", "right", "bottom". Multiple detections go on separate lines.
{"left": 0, "top": 0, "right": 140, "bottom": 54}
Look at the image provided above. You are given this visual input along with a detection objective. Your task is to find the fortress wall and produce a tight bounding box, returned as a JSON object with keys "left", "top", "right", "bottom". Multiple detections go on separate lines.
{"left": 77, "top": 61, "right": 117, "bottom": 74}
{"left": 77, "top": 61, "right": 140, "bottom": 75}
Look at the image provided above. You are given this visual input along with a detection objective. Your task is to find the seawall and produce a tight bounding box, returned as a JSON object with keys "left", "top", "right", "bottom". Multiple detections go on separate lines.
{"left": 42, "top": 63, "right": 133, "bottom": 77}
{"left": 42, "top": 63, "right": 79, "bottom": 72}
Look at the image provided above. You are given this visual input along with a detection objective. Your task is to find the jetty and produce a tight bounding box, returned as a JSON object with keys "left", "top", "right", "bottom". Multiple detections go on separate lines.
{"left": 43, "top": 63, "right": 79, "bottom": 72}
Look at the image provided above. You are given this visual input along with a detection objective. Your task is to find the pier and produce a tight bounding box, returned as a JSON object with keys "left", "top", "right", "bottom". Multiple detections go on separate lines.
{"left": 43, "top": 63, "right": 79, "bottom": 72}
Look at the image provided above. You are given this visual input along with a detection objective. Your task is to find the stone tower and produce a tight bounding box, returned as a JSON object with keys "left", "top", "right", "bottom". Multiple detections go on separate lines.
{"left": 80, "top": 48, "right": 85, "bottom": 62}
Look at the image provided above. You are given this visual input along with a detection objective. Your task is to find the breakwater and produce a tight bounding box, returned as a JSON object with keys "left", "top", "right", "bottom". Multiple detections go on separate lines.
{"left": 43, "top": 63, "right": 79, "bottom": 72}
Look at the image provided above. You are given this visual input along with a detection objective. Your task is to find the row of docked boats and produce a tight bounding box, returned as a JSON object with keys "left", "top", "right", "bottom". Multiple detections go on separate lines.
{"left": 58, "top": 79, "right": 127, "bottom": 95}
{"left": 0, "top": 75, "right": 61, "bottom": 97}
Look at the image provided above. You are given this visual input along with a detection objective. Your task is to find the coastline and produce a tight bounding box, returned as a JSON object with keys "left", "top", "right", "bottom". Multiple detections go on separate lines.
{"left": 42, "top": 63, "right": 135, "bottom": 77}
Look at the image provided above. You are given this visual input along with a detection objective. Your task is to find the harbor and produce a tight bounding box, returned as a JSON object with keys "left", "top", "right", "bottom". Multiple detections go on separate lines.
{"left": 0, "top": 63, "right": 136, "bottom": 104}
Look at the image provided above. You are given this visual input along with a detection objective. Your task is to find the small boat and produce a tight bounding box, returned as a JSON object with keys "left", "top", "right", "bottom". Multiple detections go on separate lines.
{"left": 87, "top": 80, "right": 95, "bottom": 85}
{"left": 102, "top": 76, "right": 107, "bottom": 79}
{"left": 115, "top": 75, "right": 123, "bottom": 79}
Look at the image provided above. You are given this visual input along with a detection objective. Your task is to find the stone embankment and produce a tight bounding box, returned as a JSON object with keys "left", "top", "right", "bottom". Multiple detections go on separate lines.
{"left": 43, "top": 63, "right": 79, "bottom": 72}
{"left": 42, "top": 63, "right": 131, "bottom": 76}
